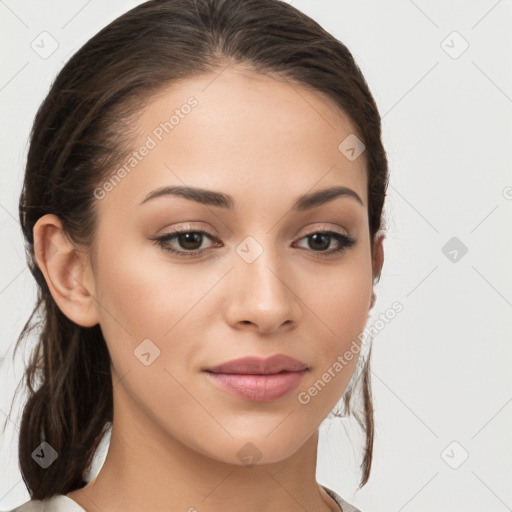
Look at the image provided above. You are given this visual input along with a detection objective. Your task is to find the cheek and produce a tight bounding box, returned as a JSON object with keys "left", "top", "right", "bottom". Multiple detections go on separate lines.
{"left": 324, "top": 270, "right": 372, "bottom": 342}
{"left": 300, "top": 252, "right": 372, "bottom": 401}
{"left": 91, "top": 232, "right": 167, "bottom": 361}
{"left": 96, "top": 254, "right": 159, "bottom": 332}
{"left": 92, "top": 234, "right": 214, "bottom": 371}
{"left": 308, "top": 248, "right": 373, "bottom": 342}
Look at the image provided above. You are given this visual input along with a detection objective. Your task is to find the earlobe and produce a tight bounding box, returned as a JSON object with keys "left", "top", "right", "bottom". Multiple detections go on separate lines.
{"left": 369, "top": 232, "right": 385, "bottom": 311}
{"left": 372, "top": 232, "right": 385, "bottom": 282}
{"left": 369, "top": 291, "right": 376, "bottom": 310}
{"left": 33, "top": 214, "right": 99, "bottom": 327}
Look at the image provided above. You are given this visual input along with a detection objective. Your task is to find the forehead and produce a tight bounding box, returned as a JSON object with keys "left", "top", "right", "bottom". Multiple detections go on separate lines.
{"left": 97, "top": 65, "right": 368, "bottom": 216}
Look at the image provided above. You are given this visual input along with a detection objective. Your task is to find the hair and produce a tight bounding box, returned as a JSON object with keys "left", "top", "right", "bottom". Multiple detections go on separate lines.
{"left": 4, "top": 0, "right": 388, "bottom": 499}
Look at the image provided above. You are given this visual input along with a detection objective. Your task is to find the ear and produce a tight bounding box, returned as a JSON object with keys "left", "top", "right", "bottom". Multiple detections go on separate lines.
{"left": 369, "top": 232, "right": 385, "bottom": 310}
{"left": 33, "top": 214, "right": 99, "bottom": 327}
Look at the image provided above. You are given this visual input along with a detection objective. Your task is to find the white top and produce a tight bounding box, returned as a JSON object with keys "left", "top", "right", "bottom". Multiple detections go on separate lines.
{"left": 3, "top": 485, "right": 361, "bottom": 512}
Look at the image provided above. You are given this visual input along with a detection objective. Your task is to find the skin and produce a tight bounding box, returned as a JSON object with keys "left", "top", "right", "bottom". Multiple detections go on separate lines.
{"left": 34, "top": 64, "right": 384, "bottom": 512}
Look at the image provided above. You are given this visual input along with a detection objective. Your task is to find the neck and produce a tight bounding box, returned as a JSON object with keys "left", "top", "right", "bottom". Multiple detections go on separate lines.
{"left": 66, "top": 382, "right": 340, "bottom": 512}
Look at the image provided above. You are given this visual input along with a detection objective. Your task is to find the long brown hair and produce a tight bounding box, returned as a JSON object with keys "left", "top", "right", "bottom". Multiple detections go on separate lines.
{"left": 5, "top": 0, "right": 388, "bottom": 499}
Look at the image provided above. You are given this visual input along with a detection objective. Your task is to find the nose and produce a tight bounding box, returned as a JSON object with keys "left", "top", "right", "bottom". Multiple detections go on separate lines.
{"left": 223, "top": 244, "right": 302, "bottom": 334}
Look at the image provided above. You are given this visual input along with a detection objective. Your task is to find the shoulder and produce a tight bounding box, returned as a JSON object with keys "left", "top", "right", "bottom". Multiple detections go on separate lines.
{"left": 2, "top": 495, "right": 85, "bottom": 512}
{"left": 6, "top": 489, "right": 360, "bottom": 512}
{"left": 321, "top": 484, "right": 363, "bottom": 512}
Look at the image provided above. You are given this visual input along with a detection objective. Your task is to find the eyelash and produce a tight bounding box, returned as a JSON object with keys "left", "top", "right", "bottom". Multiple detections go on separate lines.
{"left": 150, "top": 227, "right": 356, "bottom": 259}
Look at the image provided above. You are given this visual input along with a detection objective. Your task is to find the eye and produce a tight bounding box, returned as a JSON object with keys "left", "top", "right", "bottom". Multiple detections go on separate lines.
{"left": 293, "top": 230, "right": 356, "bottom": 257}
{"left": 150, "top": 227, "right": 356, "bottom": 259}
{"left": 150, "top": 228, "right": 219, "bottom": 258}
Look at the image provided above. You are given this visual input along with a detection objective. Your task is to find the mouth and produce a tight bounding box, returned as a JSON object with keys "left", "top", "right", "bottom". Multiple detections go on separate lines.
{"left": 203, "top": 369, "right": 309, "bottom": 402}
{"left": 204, "top": 353, "right": 309, "bottom": 375}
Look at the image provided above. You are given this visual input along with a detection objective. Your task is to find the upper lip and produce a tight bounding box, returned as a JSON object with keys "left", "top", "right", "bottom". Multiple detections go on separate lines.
{"left": 205, "top": 354, "right": 309, "bottom": 375}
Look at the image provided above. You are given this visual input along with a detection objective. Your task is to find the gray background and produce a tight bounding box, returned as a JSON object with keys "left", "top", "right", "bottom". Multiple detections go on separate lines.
{"left": 1, "top": 1, "right": 511, "bottom": 511}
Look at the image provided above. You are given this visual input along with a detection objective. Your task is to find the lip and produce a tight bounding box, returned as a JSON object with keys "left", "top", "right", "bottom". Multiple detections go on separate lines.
{"left": 203, "top": 354, "right": 309, "bottom": 402}
{"left": 205, "top": 354, "right": 309, "bottom": 375}
{"left": 204, "top": 370, "right": 308, "bottom": 402}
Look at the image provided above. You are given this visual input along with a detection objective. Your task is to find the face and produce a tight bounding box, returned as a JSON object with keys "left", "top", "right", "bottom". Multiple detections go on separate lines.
{"left": 47, "top": 65, "right": 381, "bottom": 466}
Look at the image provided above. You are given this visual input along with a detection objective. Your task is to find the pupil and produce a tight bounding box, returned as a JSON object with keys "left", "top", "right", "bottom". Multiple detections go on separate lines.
{"left": 309, "top": 233, "right": 330, "bottom": 251}
{"left": 179, "top": 232, "right": 202, "bottom": 250}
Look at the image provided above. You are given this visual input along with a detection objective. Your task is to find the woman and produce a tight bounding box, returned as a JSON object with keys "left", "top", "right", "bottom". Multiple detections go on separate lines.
{"left": 4, "top": 0, "right": 388, "bottom": 510}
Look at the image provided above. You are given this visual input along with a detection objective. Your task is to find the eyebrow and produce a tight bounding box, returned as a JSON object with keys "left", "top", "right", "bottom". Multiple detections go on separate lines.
{"left": 139, "top": 185, "right": 364, "bottom": 211}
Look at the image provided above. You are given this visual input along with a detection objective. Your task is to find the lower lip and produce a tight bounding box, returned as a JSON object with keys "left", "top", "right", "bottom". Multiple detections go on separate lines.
{"left": 204, "top": 370, "right": 308, "bottom": 402}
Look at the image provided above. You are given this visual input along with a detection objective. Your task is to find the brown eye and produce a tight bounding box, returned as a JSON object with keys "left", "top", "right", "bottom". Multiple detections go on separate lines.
{"left": 151, "top": 229, "right": 219, "bottom": 258}
{"left": 295, "top": 230, "right": 356, "bottom": 256}
{"left": 150, "top": 228, "right": 355, "bottom": 259}
{"left": 172, "top": 232, "right": 204, "bottom": 251}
